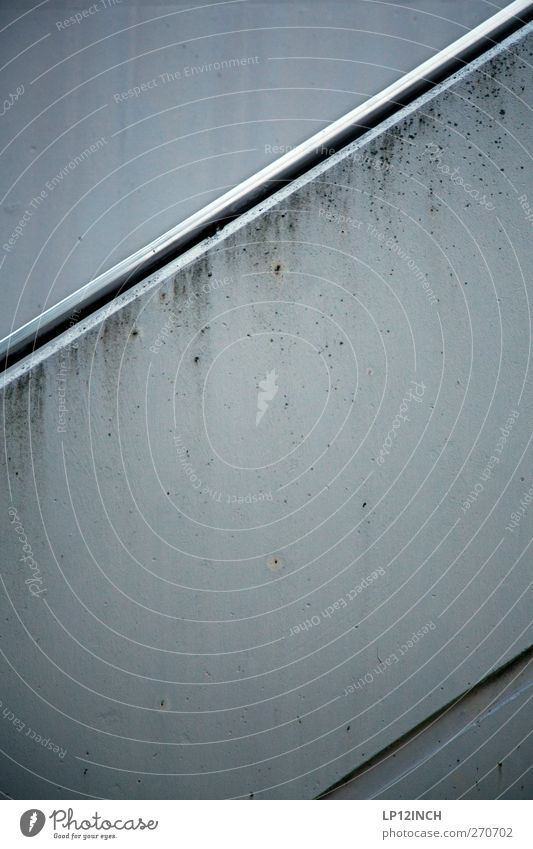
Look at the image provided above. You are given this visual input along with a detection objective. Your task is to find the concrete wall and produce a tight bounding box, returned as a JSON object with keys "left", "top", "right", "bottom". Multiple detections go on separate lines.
{"left": 0, "top": 0, "right": 505, "bottom": 337}
{"left": 0, "top": 23, "right": 532, "bottom": 799}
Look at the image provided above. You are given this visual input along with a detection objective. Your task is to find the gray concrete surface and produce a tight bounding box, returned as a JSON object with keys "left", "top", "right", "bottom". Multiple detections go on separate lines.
{"left": 0, "top": 0, "right": 513, "bottom": 337}
{"left": 324, "top": 649, "right": 533, "bottom": 799}
{"left": 0, "top": 22, "right": 532, "bottom": 799}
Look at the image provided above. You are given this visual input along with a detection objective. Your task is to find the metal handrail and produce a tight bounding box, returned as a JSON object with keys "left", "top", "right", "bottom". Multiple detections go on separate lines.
{"left": 2, "top": 0, "right": 532, "bottom": 368}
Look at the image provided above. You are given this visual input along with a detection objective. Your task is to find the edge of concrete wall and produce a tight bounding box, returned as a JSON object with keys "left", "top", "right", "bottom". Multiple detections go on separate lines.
{"left": 2, "top": 20, "right": 532, "bottom": 391}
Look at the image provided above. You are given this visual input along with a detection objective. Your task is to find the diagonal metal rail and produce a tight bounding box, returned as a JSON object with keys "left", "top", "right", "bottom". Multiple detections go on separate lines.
{"left": 1, "top": 0, "right": 532, "bottom": 369}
